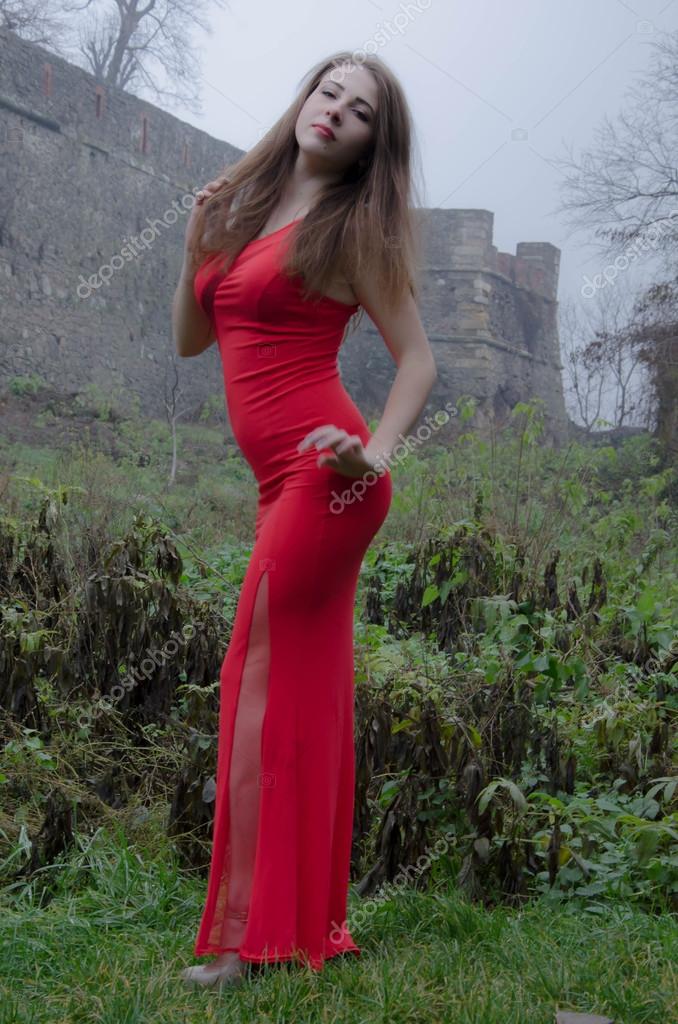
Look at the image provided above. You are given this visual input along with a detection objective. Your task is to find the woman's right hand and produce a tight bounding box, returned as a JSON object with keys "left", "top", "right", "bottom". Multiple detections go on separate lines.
{"left": 183, "top": 174, "right": 230, "bottom": 277}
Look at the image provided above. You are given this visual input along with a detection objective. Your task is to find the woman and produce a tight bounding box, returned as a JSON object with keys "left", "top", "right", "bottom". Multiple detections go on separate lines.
{"left": 173, "top": 50, "right": 437, "bottom": 987}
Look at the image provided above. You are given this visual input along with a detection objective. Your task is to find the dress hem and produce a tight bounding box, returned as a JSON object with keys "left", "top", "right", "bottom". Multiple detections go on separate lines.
{"left": 193, "top": 943, "right": 361, "bottom": 972}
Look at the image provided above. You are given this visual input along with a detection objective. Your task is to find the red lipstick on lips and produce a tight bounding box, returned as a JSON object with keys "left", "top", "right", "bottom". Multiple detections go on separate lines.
{"left": 312, "top": 123, "right": 335, "bottom": 140}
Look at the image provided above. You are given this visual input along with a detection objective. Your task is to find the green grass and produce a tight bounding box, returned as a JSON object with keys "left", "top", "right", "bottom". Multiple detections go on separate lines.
{"left": 0, "top": 826, "right": 675, "bottom": 1023}
{"left": 0, "top": 422, "right": 260, "bottom": 551}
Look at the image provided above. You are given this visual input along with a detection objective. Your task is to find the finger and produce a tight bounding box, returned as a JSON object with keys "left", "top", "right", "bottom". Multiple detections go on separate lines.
{"left": 298, "top": 425, "right": 337, "bottom": 450}
{"left": 195, "top": 180, "right": 221, "bottom": 203}
{"left": 316, "top": 434, "right": 346, "bottom": 453}
{"left": 335, "top": 435, "right": 362, "bottom": 455}
{"left": 307, "top": 424, "right": 336, "bottom": 442}
{"left": 314, "top": 427, "right": 347, "bottom": 448}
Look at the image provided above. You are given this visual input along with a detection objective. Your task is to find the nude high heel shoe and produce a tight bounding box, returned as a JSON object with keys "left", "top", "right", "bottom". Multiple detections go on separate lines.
{"left": 180, "top": 954, "right": 248, "bottom": 989}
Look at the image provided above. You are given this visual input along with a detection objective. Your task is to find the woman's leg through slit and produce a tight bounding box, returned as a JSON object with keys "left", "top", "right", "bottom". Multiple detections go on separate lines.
{"left": 219, "top": 567, "right": 271, "bottom": 949}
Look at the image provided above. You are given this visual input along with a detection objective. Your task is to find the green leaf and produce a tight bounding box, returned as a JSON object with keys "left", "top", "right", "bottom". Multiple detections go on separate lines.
{"left": 505, "top": 780, "right": 528, "bottom": 813}
{"left": 468, "top": 725, "right": 482, "bottom": 749}
{"left": 478, "top": 781, "right": 500, "bottom": 815}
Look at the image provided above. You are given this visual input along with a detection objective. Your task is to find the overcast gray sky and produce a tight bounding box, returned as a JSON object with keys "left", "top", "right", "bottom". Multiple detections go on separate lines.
{"left": 183, "top": 0, "right": 678, "bottom": 311}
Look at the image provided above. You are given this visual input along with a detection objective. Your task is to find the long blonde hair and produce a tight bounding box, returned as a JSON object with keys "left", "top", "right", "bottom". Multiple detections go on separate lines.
{"left": 193, "top": 50, "right": 425, "bottom": 316}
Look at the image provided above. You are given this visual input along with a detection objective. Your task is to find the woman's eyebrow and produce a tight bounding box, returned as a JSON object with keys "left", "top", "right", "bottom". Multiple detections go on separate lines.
{"left": 320, "top": 80, "right": 375, "bottom": 115}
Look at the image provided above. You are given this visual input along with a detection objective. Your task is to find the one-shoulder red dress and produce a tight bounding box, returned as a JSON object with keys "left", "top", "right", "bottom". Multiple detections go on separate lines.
{"left": 191, "top": 219, "right": 392, "bottom": 972}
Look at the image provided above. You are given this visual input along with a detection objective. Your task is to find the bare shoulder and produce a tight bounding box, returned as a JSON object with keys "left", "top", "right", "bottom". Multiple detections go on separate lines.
{"left": 348, "top": 262, "right": 437, "bottom": 371}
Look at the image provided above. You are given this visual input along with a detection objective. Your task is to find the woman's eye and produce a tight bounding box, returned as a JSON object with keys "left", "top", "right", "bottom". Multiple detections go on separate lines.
{"left": 321, "top": 89, "right": 369, "bottom": 122}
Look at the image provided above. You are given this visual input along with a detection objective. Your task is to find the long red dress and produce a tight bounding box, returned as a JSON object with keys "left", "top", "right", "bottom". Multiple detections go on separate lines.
{"left": 191, "top": 219, "right": 392, "bottom": 972}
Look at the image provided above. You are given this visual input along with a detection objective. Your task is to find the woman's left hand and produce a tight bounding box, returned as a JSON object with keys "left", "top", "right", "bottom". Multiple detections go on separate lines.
{"left": 297, "top": 424, "right": 376, "bottom": 479}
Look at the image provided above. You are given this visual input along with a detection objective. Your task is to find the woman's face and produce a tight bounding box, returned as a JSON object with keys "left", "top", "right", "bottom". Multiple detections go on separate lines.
{"left": 296, "top": 63, "right": 378, "bottom": 172}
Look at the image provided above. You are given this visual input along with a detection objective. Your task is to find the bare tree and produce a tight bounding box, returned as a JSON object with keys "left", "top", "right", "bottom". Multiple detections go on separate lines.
{"left": 0, "top": 0, "right": 71, "bottom": 48}
{"left": 552, "top": 26, "right": 677, "bottom": 454}
{"left": 627, "top": 275, "right": 678, "bottom": 460}
{"left": 163, "top": 351, "right": 202, "bottom": 487}
{"left": 3, "top": 0, "right": 229, "bottom": 114}
{"left": 560, "top": 290, "right": 649, "bottom": 433}
{"left": 552, "top": 27, "right": 678, "bottom": 272}
{"left": 560, "top": 298, "right": 605, "bottom": 432}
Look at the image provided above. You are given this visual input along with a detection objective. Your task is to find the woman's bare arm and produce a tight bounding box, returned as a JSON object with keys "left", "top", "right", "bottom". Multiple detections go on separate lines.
{"left": 172, "top": 263, "right": 216, "bottom": 358}
{"left": 173, "top": 173, "right": 231, "bottom": 358}
{"left": 351, "top": 270, "right": 438, "bottom": 467}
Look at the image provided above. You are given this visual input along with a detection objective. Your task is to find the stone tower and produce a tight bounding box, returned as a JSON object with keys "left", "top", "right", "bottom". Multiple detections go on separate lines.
{"left": 340, "top": 209, "right": 567, "bottom": 440}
